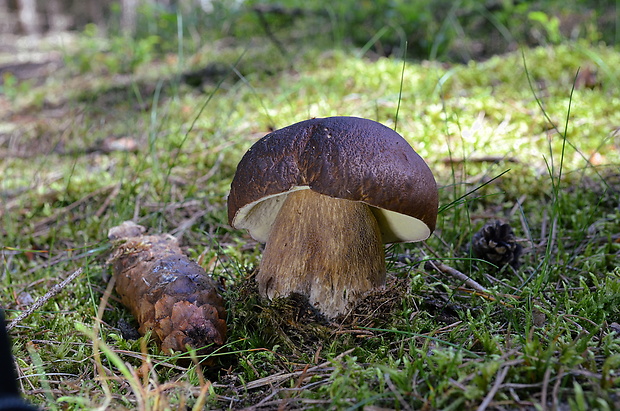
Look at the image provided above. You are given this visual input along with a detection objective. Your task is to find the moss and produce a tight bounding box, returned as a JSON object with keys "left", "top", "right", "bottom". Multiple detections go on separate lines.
{"left": 2, "top": 11, "right": 620, "bottom": 408}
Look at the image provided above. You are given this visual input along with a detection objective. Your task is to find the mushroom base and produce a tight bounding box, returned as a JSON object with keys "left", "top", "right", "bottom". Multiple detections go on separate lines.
{"left": 257, "top": 189, "right": 386, "bottom": 318}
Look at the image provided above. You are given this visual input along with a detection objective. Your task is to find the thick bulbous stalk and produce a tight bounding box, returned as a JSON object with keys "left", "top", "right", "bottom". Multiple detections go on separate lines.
{"left": 257, "top": 189, "right": 386, "bottom": 318}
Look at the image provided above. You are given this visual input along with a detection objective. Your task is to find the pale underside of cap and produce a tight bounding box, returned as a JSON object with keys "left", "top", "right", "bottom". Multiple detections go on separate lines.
{"left": 232, "top": 186, "right": 431, "bottom": 244}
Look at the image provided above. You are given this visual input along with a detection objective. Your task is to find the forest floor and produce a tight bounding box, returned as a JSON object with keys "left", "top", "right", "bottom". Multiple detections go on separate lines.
{"left": 1, "top": 21, "right": 620, "bottom": 410}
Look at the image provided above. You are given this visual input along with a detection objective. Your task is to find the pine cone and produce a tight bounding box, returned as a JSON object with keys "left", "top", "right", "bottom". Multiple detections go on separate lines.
{"left": 107, "top": 222, "right": 227, "bottom": 358}
{"left": 471, "top": 221, "right": 522, "bottom": 269}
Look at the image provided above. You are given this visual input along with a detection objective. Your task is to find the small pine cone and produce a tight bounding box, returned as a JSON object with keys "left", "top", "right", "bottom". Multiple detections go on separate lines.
{"left": 107, "top": 221, "right": 227, "bottom": 358}
{"left": 471, "top": 221, "right": 522, "bottom": 269}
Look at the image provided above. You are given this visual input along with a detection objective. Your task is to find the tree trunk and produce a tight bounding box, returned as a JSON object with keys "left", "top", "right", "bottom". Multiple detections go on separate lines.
{"left": 16, "top": 0, "right": 39, "bottom": 35}
{"left": 121, "top": 0, "right": 137, "bottom": 36}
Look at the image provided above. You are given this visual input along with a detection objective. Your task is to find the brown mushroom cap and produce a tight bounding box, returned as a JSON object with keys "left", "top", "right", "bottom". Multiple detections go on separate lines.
{"left": 228, "top": 116, "right": 438, "bottom": 244}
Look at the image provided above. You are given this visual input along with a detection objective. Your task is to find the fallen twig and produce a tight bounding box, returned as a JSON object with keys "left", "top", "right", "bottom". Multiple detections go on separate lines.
{"left": 95, "top": 183, "right": 121, "bottom": 218}
{"left": 32, "top": 184, "right": 119, "bottom": 236}
{"left": 476, "top": 365, "right": 510, "bottom": 411}
{"left": 426, "top": 260, "right": 488, "bottom": 293}
{"left": 385, "top": 373, "right": 413, "bottom": 411}
{"left": 540, "top": 365, "right": 552, "bottom": 411}
{"left": 7, "top": 268, "right": 83, "bottom": 330}
{"left": 244, "top": 348, "right": 354, "bottom": 390}
{"left": 441, "top": 155, "right": 519, "bottom": 164}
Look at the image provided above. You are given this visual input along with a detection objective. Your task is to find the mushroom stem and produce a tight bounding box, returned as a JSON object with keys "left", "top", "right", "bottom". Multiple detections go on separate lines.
{"left": 257, "top": 189, "right": 386, "bottom": 317}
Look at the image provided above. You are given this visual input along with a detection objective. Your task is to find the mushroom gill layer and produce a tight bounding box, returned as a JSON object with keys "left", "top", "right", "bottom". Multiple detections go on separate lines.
{"left": 257, "top": 188, "right": 386, "bottom": 318}
{"left": 233, "top": 186, "right": 432, "bottom": 244}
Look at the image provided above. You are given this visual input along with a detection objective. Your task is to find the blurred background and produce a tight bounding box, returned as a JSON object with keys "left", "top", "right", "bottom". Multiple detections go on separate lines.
{"left": 0, "top": 0, "right": 617, "bottom": 61}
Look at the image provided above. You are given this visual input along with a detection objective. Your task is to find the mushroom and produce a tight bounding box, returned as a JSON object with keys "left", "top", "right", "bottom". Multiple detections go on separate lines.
{"left": 228, "top": 116, "right": 438, "bottom": 318}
